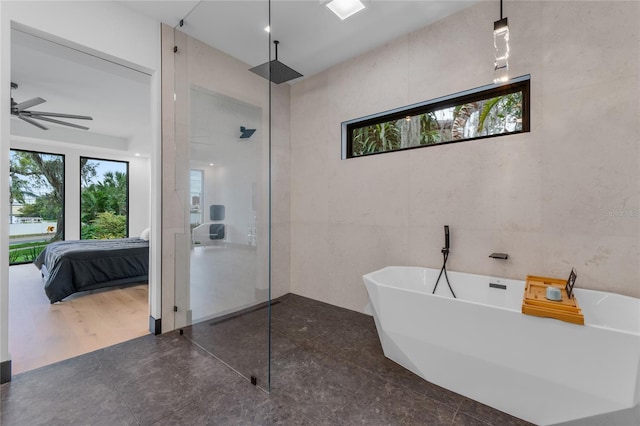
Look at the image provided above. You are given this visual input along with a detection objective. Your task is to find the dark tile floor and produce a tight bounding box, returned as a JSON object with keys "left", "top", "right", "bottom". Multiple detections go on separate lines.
{"left": 0, "top": 294, "right": 532, "bottom": 425}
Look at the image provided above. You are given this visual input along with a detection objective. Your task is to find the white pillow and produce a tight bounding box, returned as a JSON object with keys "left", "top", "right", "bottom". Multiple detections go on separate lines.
{"left": 140, "top": 227, "right": 151, "bottom": 241}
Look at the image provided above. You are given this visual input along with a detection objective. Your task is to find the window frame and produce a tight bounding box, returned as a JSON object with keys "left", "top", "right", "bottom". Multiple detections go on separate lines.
{"left": 342, "top": 74, "right": 530, "bottom": 159}
{"left": 190, "top": 169, "right": 204, "bottom": 226}
{"left": 79, "top": 156, "right": 130, "bottom": 240}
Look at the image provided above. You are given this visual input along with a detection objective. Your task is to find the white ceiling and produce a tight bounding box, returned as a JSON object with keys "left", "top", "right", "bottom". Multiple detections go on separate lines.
{"left": 10, "top": 1, "right": 479, "bottom": 156}
{"left": 123, "top": 0, "right": 479, "bottom": 82}
{"left": 10, "top": 28, "right": 151, "bottom": 155}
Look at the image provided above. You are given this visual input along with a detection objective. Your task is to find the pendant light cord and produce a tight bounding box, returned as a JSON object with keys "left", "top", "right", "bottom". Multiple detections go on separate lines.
{"left": 500, "top": 0, "right": 503, "bottom": 20}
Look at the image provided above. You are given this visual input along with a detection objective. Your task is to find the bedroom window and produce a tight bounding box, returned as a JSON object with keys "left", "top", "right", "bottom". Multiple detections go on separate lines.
{"left": 342, "top": 75, "right": 530, "bottom": 158}
{"left": 9, "top": 149, "right": 65, "bottom": 265}
{"left": 190, "top": 170, "right": 204, "bottom": 229}
{"left": 80, "top": 157, "right": 129, "bottom": 240}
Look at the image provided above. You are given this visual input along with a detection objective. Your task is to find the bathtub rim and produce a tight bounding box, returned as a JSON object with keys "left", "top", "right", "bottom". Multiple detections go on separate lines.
{"left": 363, "top": 266, "right": 640, "bottom": 336}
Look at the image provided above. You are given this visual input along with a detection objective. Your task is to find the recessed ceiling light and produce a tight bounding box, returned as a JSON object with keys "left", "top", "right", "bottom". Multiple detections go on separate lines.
{"left": 264, "top": 26, "right": 270, "bottom": 33}
{"left": 209, "top": 163, "right": 215, "bottom": 166}
{"left": 326, "top": 0, "right": 365, "bottom": 20}
{"left": 135, "top": 153, "right": 141, "bottom": 157}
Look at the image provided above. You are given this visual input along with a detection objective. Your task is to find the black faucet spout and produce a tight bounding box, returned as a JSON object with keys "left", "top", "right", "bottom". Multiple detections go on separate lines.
{"left": 489, "top": 252, "right": 509, "bottom": 260}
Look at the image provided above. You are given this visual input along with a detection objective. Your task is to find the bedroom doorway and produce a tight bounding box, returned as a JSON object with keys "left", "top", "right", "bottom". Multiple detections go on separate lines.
{"left": 7, "top": 24, "right": 153, "bottom": 375}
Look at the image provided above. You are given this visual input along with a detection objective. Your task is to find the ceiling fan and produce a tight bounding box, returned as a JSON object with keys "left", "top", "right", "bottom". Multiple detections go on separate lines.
{"left": 10, "top": 82, "right": 93, "bottom": 130}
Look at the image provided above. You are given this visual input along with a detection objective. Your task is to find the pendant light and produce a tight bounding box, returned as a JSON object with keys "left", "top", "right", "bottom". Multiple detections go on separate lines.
{"left": 493, "top": 0, "right": 509, "bottom": 83}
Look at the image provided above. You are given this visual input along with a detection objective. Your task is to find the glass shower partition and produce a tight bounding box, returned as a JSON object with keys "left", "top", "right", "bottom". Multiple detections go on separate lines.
{"left": 171, "top": 1, "right": 272, "bottom": 391}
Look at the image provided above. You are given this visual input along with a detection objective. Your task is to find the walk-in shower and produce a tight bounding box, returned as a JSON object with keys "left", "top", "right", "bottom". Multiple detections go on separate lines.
{"left": 165, "top": 0, "right": 274, "bottom": 391}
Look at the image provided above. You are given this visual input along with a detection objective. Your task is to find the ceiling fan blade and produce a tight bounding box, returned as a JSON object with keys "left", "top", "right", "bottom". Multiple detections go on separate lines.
{"left": 18, "top": 115, "right": 49, "bottom": 130}
{"left": 27, "top": 111, "right": 93, "bottom": 120}
{"left": 30, "top": 115, "right": 90, "bottom": 131}
{"left": 15, "top": 97, "right": 46, "bottom": 111}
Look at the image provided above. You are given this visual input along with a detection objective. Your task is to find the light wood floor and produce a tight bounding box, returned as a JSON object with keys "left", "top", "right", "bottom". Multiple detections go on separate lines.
{"left": 9, "top": 264, "right": 150, "bottom": 374}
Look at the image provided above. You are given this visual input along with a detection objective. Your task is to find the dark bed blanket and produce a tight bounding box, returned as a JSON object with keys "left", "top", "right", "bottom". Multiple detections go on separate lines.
{"left": 34, "top": 238, "right": 149, "bottom": 304}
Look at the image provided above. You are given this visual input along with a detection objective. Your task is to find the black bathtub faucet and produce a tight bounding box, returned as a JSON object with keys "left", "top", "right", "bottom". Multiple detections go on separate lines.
{"left": 489, "top": 252, "right": 509, "bottom": 260}
{"left": 432, "top": 225, "right": 456, "bottom": 298}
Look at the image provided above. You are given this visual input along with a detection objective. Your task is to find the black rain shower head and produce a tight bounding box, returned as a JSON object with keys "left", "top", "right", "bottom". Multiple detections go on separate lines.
{"left": 249, "top": 40, "right": 303, "bottom": 84}
{"left": 240, "top": 126, "right": 256, "bottom": 139}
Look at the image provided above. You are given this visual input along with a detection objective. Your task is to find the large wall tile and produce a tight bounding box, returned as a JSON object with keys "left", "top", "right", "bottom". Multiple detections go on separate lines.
{"left": 290, "top": 143, "right": 329, "bottom": 224}
{"left": 326, "top": 223, "right": 410, "bottom": 312}
{"left": 408, "top": 3, "right": 494, "bottom": 103}
{"left": 328, "top": 36, "right": 410, "bottom": 124}
{"left": 540, "top": 232, "right": 639, "bottom": 297}
{"left": 328, "top": 150, "right": 411, "bottom": 227}
{"left": 541, "top": 76, "right": 639, "bottom": 238}
{"left": 290, "top": 222, "right": 331, "bottom": 301}
{"left": 290, "top": 73, "right": 330, "bottom": 150}
{"left": 290, "top": 0, "right": 640, "bottom": 311}
{"left": 541, "top": 1, "right": 640, "bottom": 94}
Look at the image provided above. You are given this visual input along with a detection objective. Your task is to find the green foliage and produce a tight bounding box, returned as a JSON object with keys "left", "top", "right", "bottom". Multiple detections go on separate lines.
{"left": 8, "top": 244, "right": 46, "bottom": 264}
{"left": 81, "top": 170, "right": 128, "bottom": 226}
{"left": 10, "top": 150, "right": 64, "bottom": 241}
{"left": 477, "top": 92, "right": 522, "bottom": 135}
{"left": 82, "top": 211, "right": 127, "bottom": 240}
{"left": 80, "top": 160, "right": 128, "bottom": 239}
{"left": 17, "top": 192, "right": 60, "bottom": 220}
{"left": 352, "top": 122, "right": 401, "bottom": 156}
{"left": 9, "top": 240, "right": 49, "bottom": 250}
{"left": 419, "top": 112, "right": 442, "bottom": 145}
{"left": 80, "top": 157, "right": 98, "bottom": 186}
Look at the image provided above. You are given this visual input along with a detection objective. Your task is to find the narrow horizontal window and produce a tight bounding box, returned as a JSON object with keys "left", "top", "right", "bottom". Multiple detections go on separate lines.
{"left": 342, "top": 75, "right": 530, "bottom": 159}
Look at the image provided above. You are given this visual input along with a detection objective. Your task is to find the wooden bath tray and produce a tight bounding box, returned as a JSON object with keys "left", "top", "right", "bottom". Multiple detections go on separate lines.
{"left": 522, "top": 275, "right": 584, "bottom": 325}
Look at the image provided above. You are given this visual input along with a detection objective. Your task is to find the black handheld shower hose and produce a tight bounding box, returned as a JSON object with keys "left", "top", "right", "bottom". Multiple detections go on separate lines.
{"left": 432, "top": 226, "right": 457, "bottom": 298}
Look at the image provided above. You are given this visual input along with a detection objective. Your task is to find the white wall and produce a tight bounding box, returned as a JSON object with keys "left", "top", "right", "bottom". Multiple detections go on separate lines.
{"left": 197, "top": 159, "right": 257, "bottom": 245}
{"left": 189, "top": 88, "right": 261, "bottom": 246}
{"left": 0, "top": 0, "right": 161, "bottom": 370}
{"left": 289, "top": 1, "right": 640, "bottom": 313}
{"left": 10, "top": 139, "right": 150, "bottom": 239}
{"left": 5, "top": 1, "right": 158, "bottom": 73}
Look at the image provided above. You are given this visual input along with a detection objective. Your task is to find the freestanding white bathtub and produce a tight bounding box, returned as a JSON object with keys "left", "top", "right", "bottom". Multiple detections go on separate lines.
{"left": 363, "top": 266, "right": 640, "bottom": 426}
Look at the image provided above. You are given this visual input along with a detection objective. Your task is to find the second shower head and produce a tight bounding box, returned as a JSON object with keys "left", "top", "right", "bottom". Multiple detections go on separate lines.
{"left": 240, "top": 126, "right": 256, "bottom": 139}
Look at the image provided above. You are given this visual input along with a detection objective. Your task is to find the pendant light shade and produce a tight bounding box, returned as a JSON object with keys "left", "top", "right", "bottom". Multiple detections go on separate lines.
{"left": 493, "top": 0, "right": 510, "bottom": 83}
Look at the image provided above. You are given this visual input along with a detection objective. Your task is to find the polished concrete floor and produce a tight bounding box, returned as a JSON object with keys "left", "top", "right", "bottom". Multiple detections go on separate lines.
{"left": 1, "top": 294, "right": 532, "bottom": 425}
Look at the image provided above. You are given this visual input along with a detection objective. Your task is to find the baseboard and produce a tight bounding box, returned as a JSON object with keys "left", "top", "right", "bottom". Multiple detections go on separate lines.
{"left": 1, "top": 360, "right": 11, "bottom": 384}
{"left": 149, "top": 316, "right": 162, "bottom": 335}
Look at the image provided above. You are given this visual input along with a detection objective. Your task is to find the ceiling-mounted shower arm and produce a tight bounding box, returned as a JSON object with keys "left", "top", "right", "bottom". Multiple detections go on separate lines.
{"left": 249, "top": 39, "right": 303, "bottom": 84}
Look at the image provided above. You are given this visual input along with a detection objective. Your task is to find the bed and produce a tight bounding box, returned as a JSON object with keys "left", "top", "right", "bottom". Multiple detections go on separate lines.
{"left": 33, "top": 238, "right": 149, "bottom": 304}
